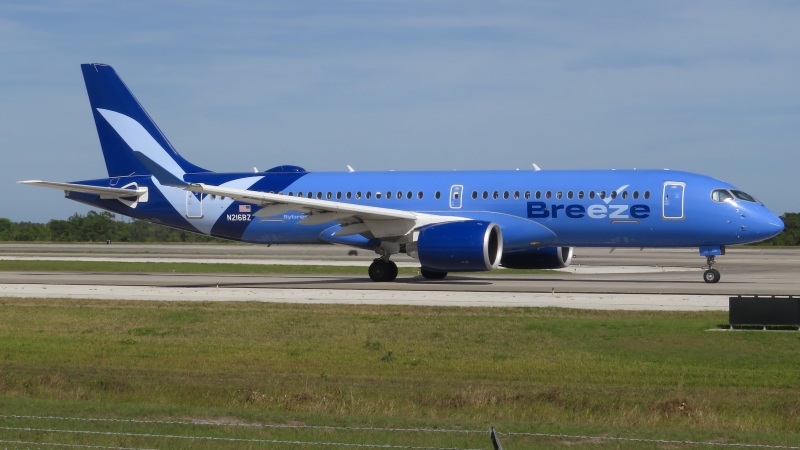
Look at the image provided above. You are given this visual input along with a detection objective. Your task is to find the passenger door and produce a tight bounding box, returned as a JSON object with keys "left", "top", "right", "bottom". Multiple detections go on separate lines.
{"left": 662, "top": 182, "right": 685, "bottom": 220}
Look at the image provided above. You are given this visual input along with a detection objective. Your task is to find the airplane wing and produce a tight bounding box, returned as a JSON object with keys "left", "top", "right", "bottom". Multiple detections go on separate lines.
{"left": 131, "top": 149, "right": 464, "bottom": 240}
{"left": 19, "top": 180, "right": 148, "bottom": 200}
{"left": 186, "top": 183, "right": 463, "bottom": 240}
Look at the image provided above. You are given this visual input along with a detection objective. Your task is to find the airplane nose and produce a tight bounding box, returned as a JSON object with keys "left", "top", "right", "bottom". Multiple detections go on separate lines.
{"left": 748, "top": 210, "right": 784, "bottom": 241}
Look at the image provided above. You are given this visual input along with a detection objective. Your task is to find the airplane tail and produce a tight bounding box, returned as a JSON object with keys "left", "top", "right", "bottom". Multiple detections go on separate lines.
{"left": 81, "top": 63, "right": 209, "bottom": 178}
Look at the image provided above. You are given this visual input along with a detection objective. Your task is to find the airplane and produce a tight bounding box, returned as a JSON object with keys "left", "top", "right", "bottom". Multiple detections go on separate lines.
{"left": 21, "top": 63, "right": 785, "bottom": 283}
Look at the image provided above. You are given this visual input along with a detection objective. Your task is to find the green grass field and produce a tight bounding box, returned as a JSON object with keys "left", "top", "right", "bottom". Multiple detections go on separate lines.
{"left": 1, "top": 296, "right": 799, "bottom": 449}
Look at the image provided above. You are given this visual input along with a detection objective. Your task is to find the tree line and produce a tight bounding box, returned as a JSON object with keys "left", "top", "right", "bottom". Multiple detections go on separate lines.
{"left": 0, "top": 211, "right": 798, "bottom": 245}
{"left": 0, "top": 211, "right": 223, "bottom": 243}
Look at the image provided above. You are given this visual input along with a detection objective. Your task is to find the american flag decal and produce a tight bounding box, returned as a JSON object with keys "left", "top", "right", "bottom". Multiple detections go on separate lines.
{"left": 239, "top": 204, "right": 251, "bottom": 213}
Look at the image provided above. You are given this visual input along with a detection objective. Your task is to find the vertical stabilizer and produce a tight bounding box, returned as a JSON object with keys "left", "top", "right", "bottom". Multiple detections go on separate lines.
{"left": 81, "top": 63, "right": 209, "bottom": 177}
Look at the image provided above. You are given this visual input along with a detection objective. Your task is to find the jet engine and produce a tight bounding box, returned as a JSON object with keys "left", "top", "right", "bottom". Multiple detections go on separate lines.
{"left": 501, "top": 246, "right": 574, "bottom": 269}
{"left": 406, "top": 220, "right": 503, "bottom": 272}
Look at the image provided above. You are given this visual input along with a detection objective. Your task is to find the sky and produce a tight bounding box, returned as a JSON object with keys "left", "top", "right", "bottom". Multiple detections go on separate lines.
{"left": 1, "top": 0, "right": 799, "bottom": 222}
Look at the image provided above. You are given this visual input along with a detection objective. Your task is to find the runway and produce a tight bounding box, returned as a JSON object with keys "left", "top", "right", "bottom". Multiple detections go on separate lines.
{"left": 1, "top": 244, "right": 798, "bottom": 310}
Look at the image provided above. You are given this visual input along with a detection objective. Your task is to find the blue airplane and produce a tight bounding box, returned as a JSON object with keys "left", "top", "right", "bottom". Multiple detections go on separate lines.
{"left": 22, "top": 63, "right": 785, "bottom": 283}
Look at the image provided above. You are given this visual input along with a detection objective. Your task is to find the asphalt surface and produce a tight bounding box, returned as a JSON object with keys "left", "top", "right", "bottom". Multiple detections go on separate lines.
{"left": 1, "top": 244, "right": 798, "bottom": 309}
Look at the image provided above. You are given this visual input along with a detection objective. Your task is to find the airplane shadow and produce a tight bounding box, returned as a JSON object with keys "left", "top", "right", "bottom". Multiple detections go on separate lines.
{"left": 175, "top": 274, "right": 495, "bottom": 289}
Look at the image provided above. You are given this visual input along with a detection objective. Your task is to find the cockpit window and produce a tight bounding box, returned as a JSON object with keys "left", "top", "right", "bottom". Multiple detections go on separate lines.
{"left": 711, "top": 189, "right": 734, "bottom": 202}
{"left": 731, "top": 190, "right": 757, "bottom": 202}
{"left": 712, "top": 189, "right": 760, "bottom": 204}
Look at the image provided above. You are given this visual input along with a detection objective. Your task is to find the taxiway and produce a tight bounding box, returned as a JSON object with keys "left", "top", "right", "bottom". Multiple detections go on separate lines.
{"left": 0, "top": 244, "right": 797, "bottom": 310}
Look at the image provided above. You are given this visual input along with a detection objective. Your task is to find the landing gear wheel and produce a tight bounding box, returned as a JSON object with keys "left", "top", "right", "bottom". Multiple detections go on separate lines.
{"left": 386, "top": 260, "right": 398, "bottom": 281}
{"left": 703, "top": 268, "right": 721, "bottom": 284}
{"left": 420, "top": 268, "right": 448, "bottom": 280}
{"left": 703, "top": 254, "right": 721, "bottom": 283}
{"left": 369, "top": 259, "right": 398, "bottom": 282}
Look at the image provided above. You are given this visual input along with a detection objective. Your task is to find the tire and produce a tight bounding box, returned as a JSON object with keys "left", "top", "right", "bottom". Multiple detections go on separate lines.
{"left": 420, "top": 268, "right": 448, "bottom": 280}
{"left": 369, "top": 260, "right": 398, "bottom": 282}
{"left": 703, "top": 269, "right": 721, "bottom": 283}
{"left": 386, "top": 261, "right": 398, "bottom": 282}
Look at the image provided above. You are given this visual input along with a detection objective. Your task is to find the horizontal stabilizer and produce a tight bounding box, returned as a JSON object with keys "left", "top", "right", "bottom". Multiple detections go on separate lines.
{"left": 19, "top": 180, "right": 148, "bottom": 200}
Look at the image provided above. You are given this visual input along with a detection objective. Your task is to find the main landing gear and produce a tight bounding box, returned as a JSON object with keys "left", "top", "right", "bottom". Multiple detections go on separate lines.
{"left": 368, "top": 258, "right": 398, "bottom": 282}
{"left": 420, "top": 268, "right": 447, "bottom": 280}
{"left": 367, "top": 259, "right": 450, "bottom": 282}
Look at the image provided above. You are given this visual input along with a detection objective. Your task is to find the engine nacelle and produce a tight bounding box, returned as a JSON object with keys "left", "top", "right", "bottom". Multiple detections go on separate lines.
{"left": 406, "top": 221, "right": 503, "bottom": 272}
{"left": 501, "top": 247, "right": 574, "bottom": 269}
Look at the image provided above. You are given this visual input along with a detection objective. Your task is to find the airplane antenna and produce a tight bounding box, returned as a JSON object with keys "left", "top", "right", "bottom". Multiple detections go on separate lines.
{"left": 532, "top": 164, "right": 541, "bottom": 171}
{"left": 253, "top": 167, "right": 259, "bottom": 173}
{"left": 347, "top": 165, "right": 355, "bottom": 173}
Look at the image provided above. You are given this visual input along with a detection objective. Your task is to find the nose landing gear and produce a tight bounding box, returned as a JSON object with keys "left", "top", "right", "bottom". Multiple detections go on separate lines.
{"left": 700, "top": 245, "right": 725, "bottom": 283}
{"left": 703, "top": 255, "right": 721, "bottom": 283}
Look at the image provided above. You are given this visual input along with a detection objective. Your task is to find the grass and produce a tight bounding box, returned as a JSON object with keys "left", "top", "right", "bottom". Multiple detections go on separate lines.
{"left": 1, "top": 299, "right": 799, "bottom": 448}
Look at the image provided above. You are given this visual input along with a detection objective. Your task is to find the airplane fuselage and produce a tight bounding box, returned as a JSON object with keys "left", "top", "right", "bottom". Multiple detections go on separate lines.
{"left": 67, "top": 168, "right": 780, "bottom": 250}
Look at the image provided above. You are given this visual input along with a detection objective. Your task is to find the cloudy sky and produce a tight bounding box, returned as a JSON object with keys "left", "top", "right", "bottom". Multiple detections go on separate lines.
{"left": 1, "top": 1, "right": 798, "bottom": 222}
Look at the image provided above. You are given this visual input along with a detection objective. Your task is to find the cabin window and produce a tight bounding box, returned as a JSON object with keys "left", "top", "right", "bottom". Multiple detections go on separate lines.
{"left": 610, "top": 191, "right": 617, "bottom": 200}
{"left": 472, "top": 191, "right": 478, "bottom": 200}
{"left": 644, "top": 191, "right": 651, "bottom": 200}
{"left": 366, "top": 191, "right": 372, "bottom": 200}
{"left": 545, "top": 191, "right": 552, "bottom": 199}
{"left": 535, "top": 191, "right": 541, "bottom": 199}
{"left": 524, "top": 191, "right": 531, "bottom": 200}
{"left": 632, "top": 191, "right": 639, "bottom": 200}
{"left": 346, "top": 192, "right": 352, "bottom": 199}
{"left": 493, "top": 191, "right": 499, "bottom": 199}
{"left": 556, "top": 191, "right": 563, "bottom": 199}
{"left": 376, "top": 192, "right": 382, "bottom": 200}
{"left": 407, "top": 191, "right": 413, "bottom": 199}
{"left": 621, "top": 191, "right": 628, "bottom": 199}
{"left": 435, "top": 191, "right": 441, "bottom": 199}
{"left": 514, "top": 191, "right": 520, "bottom": 199}
{"left": 578, "top": 191, "right": 584, "bottom": 199}
{"left": 336, "top": 192, "right": 342, "bottom": 199}
{"left": 417, "top": 191, "right": 424, "bottom": 199}
{"left": 599, "top": 191, "right": 606, "bottom": 199}
{"left": 326, "top": 192, "right": 332, "bottom": 199}
{"left": 503, "top": 191, "right": 510, "bottom": 200}
{"left": 386, "top": 191, "right": 392, "bottom": 200}
{"left": 567, "top": 191, "right": 574, "bottom": 199}
{"left": 589, "top": 191, "right": 595, "bottom": 199}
